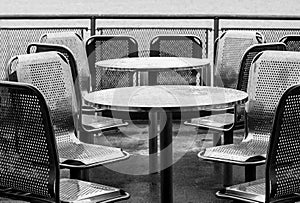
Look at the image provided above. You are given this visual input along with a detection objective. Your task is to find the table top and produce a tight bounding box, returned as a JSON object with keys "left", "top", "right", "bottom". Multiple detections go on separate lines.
{"left": 95, "top": 57, "right": 210, "bottom": 71}
{"left": 84, "top": 85, "right": 248, "bottom": 112}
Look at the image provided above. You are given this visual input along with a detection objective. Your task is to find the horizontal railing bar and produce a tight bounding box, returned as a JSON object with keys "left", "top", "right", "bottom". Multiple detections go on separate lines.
{"left": 221, "top": 27, "right": 300, "bottom": 30}
{"left": 0, "top": 27, "right": 89, "bottom": 30}
{"left": 97, "top": 27, "right": 213, "bottom": 30}
{"left": 1, "top": 14, "right": 300, "bottom": 20}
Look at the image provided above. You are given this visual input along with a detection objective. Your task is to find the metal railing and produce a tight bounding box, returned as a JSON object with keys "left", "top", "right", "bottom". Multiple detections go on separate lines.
{"left": 1, "top": 13, "right": 300, "bottom": 82}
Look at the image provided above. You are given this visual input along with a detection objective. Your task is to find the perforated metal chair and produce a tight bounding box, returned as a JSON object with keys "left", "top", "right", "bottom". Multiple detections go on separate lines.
{"left": 0, "top": 81, "right": 130, "bottom": 203}
{"left": 85, "top": 35, "right": 138, "bottom": 90}
{"left": 216, "top": 84, "right": 300, "bottom": 203}
{"left": 184, "top": 31, "right": 264, "bottom": 146}
{"left": 38, "top": 32, "right": 128, "bottom": 135}
{"left": 6, "top": 52, "right": 130, "bottom": 180}
{"left": 149, "top": 34, "right": 206, "bottom": 86}
{"left": 279, "top": 34, "right": 300, "bottom": 51}
{"left": 26, "top": 42, "right": 128, "bottom": 137}
{"left": 185, "top": 42, "right": 286, "bottom": 145}
{"left": 198, "top": 50, "right": 300, "bottom": 182}
{"left": 214, "top": 30, "right": 265, "bottom": 89}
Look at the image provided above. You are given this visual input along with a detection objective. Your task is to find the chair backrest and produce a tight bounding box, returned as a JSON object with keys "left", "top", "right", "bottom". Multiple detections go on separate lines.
{"left": 26, "top": 43, "right": 82, "bottom": 107}
{"left": 85, "top": 35, "right": 138, "bottom": 91}
{"left": 266, "top": 84, "right": 300, "bottom": 202}
{"left": 149, "top": 35, "right": 203, "bottom": 85}
{"left": 246, "top": 51, "right": 300, "bottom": 143}
{"left": 214, "top": 30, "right": 265, "bottom": 89}
{"left": 237, "top": 42, "right": 287, "bottom": 92}
{"left": 39, "top": 32, "right": 90, "bottom": 96}
{"left": 0, "top": 81, "right": 59, "bottom": 202}
{"left": 6, "top": 51, "right": 79, "bottom": 145}
{"left": 149, "top": 35, "right": 202, "bottom": 58}
{"left": 279, "top": 35, "right": 300, "bottom": 51}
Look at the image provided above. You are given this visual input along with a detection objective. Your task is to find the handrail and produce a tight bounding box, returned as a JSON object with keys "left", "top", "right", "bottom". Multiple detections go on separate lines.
{"left": 2, "top": 13, "right": 300, "bottom": 43}
{"left": 1, "top": 13, "right": 300, "bottom": 20}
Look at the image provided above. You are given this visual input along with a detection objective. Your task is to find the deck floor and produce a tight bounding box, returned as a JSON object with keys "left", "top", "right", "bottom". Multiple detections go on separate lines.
{"left": 88, "top": 120, "right": 265, "bottom": 203}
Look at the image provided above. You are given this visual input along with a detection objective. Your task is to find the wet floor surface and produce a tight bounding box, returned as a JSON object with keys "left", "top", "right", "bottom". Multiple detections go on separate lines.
{"left": 87, "top": 120, "right": 265, "bottom": 203}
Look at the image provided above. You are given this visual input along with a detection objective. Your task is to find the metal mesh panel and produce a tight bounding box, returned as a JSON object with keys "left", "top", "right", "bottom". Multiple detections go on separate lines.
{"left": 285, "top": 40, "right": 300, "bottom": 51}
{"left": 215, "top": 31, "right": 262, "bottom": 89}
{"left": 87, "top": 37, "right": 138, "bottom": 90}
{"left": 39, "top": 32, "right": 90, "bottom": 95}
{"left": 156, "top": 39, "right": 200, "bottom": 57}
{"left": 60, "top": 179, "right": 121, "bottom": 202}
{"left": 279, "top": 35, "right": 300, "bottom": 51}
{"left": 238, "top": 43, "right": 286, "bottom": 92}
{"left": 97, "top": 28, "right": 209, "bottom": 58}
{"left": 150, "top": 35, "right": 203, "bottom": 85}
{"left": 248, "top": 51, "right": 300, "bottom": 142}
{"left": 0, "top": 28, "right": 86, "bottom": 81}
{"left": 240, "top": 51, "right": 258, "bottom": 92}
{"left": 97, "top": 28, "right": 209, "bottom": 87}
{"left": 222, "top": 28, "right": 300, "bottom": 43}
{"left": 0, "top": 84, "right": 55, "bottom": 199}
{"left": 268, "top": 85, "right": 300, "bottom": 200}
{"left": 15, "top": 52, "right": 77, "bottom": 145}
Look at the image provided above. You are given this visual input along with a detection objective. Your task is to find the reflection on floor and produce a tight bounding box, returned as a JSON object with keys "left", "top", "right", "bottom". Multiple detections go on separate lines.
{"left": 88, "top": 120, "right": 265, "bottom": 203}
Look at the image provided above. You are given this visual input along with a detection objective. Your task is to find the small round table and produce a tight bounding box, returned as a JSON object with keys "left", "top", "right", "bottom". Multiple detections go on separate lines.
{"left": 95, "top": 57, "right": 211, "bottom": 86}
{"left": 84, "top": 85, "right": 248, "bottom": 203}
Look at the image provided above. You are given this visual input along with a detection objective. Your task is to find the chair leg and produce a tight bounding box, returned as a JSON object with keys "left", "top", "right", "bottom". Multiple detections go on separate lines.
{"left": 223, "top": 129, "right": 234, "bottom": 144}
{"left": 245, "top": 165, "right": 256, "bottom": 182}
{"left": 223, "top": 163, "right": 233, "bottom": 187}
{"left": 222, "top": 129, "right": 234, "bottom": 187}
{"left": 70, "top": 168, "right": 90, "bottom": 180}
{"left": 213, "top": 133, "right": 222, "bottom": 146}
{"left": 149, "top": 111, "right": 158, "bottom": 174}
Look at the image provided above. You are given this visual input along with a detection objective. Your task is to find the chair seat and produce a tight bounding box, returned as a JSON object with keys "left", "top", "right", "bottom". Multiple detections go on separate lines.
{"left": 184, "top": 113, "right": 234, "bottom": 130}
{"left": 216, "top": 178, "right": 266, "bottom": 203}
{"left": 198, "top": 139, "right": 268, "bottom": 165}
{"left": 217, "top": 178, "right": 300, "bottom": 203}
{"left": 58, "top": 141, "right": 130, "bottom": 168}
{"left": 60, "top": 179, "right": 130, "bottom": 202}
{"left": 82, "top": 114, "right": 128, "bottom": 130}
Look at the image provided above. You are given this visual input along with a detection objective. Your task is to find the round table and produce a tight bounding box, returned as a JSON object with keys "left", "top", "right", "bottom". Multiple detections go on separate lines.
{"left": 95, "top": 57, "right": 211, "bottom": 86}
{"left": 84, "top": 85, "right": 248, "bottom": 203}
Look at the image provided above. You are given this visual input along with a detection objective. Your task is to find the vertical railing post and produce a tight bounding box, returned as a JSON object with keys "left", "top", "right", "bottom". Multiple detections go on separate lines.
{"left": 213, "top": 16, "right": 219, "bottom": 44}
{"left": 212, "top": 16, "right": 220, "bottom": 86}
{"left": 90, "top": 16, "right": 96, "bottom": 36}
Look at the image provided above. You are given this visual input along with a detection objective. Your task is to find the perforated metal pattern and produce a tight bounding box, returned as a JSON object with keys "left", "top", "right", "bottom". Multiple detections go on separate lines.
{"left": 90, "top": 38, "right": 137, "bottom": 90}
{"left": 60, "top": 179, "right": 120, "bottom": 202}
{"left": 58, "top": 142, "right": 123, "bottom": 163}
{"left": 0, "top": 28, "right": 85, "bottom": 80}
{"left": 12, "top": 52, "right": 128, "bottom": 168}
{"left": 222, "top": 28, "right": 300, "bottom": 43}
{"left": 0, "top": 84, "right": 55, "bottom": 199}
{"left": 279, "top": 35, "right": 300, "bottom": 52}
{"left": 15, "top": 52, "right": 77, "bottom": 144}
{"left": 98, "top": 28, "right": 209, "bottom": 58}
{"left": 215, "top": 31, "right": 262, "bottom": 89}
{"left": 269, "top": 87, "right": 300, "bottom": 200}
{"left": 247, "top": 51, "right": 300, "bottom": 142}
{"left": 202, "top": 51, "right": 300, "bottom": 165}
{"left": 284, "top": 40, "right": 300, "bottom": 51}
{"left": 150, "top": 35, "right": 203, "bottom": 85}
{"left": 205, "top": 139, "right": 268, "bottom": 161}
{"left": 240, "top": 51, "right": 259, "bottom": 92}
{"left": 157, "top": 39, "right": 198, "bottom": 57}
{"left": 40, "top": 32, "right": 90, "bottom": 95}
{"left": 238, "top": 43, "right": 286, "bottom": 92}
